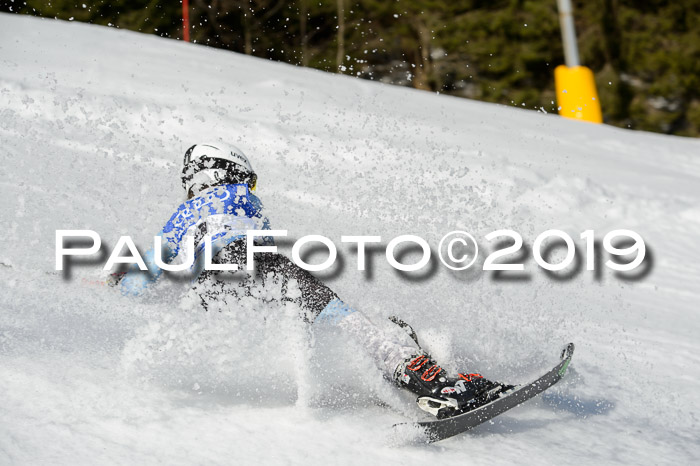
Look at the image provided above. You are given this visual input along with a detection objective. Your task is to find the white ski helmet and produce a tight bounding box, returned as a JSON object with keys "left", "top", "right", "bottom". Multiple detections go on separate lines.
{"left": 181, "top": 142, "right": 257, "bottom": 196}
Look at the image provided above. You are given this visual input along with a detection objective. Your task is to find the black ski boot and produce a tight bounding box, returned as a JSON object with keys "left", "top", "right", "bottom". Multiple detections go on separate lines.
{"left": 395, "top": 353, "right": 515, "bottom": 419}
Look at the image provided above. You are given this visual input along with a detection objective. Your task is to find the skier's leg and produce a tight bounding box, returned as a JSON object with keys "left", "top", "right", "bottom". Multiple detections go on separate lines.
{"left": 265, "top": 262, "right": 515, "bottom": 416}
{"left": 205, "top": 240, "right": 513, "bottom": 417}
{"left": 263, "top": 257, "right": 516, "bottom": 417}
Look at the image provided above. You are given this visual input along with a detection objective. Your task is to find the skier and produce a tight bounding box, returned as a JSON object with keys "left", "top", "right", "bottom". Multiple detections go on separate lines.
{"left": 113, "top": 142, "right": 513, "bottom": 419}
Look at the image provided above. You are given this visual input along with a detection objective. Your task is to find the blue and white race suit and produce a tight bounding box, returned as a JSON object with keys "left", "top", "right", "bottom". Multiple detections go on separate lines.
{"left": 120, "top": 183, "right": 272, "bottom": 295}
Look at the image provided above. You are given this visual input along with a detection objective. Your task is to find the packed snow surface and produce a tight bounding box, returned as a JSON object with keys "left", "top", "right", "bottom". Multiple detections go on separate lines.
{"left": 1, "top": 13, "right": 700, "bottom": 465}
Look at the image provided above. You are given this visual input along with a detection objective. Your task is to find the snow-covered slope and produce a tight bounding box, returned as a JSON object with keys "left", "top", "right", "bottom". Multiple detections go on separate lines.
{"left": 1, "top": 13, "right": 699, "bottom": 465}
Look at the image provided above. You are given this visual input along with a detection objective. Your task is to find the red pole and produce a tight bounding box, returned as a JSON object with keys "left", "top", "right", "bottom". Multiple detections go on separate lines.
{"left": 182, "top": 0, "right": 190, "bottom": 42}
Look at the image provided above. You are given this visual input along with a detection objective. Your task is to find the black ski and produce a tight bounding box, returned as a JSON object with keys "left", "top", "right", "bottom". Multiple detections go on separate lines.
{"left": 398, "top": 343, "right": 575, "bottom": 443}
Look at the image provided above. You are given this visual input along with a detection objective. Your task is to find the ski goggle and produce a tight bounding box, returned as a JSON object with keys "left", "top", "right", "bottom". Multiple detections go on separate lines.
{"left": 182, "top": 155, "right": 257, "bottom": 192}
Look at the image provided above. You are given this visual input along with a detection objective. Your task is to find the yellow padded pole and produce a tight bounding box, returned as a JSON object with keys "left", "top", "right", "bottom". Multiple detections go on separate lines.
{"left": 555, "top": 65, "right": 603, "bottom": 123}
